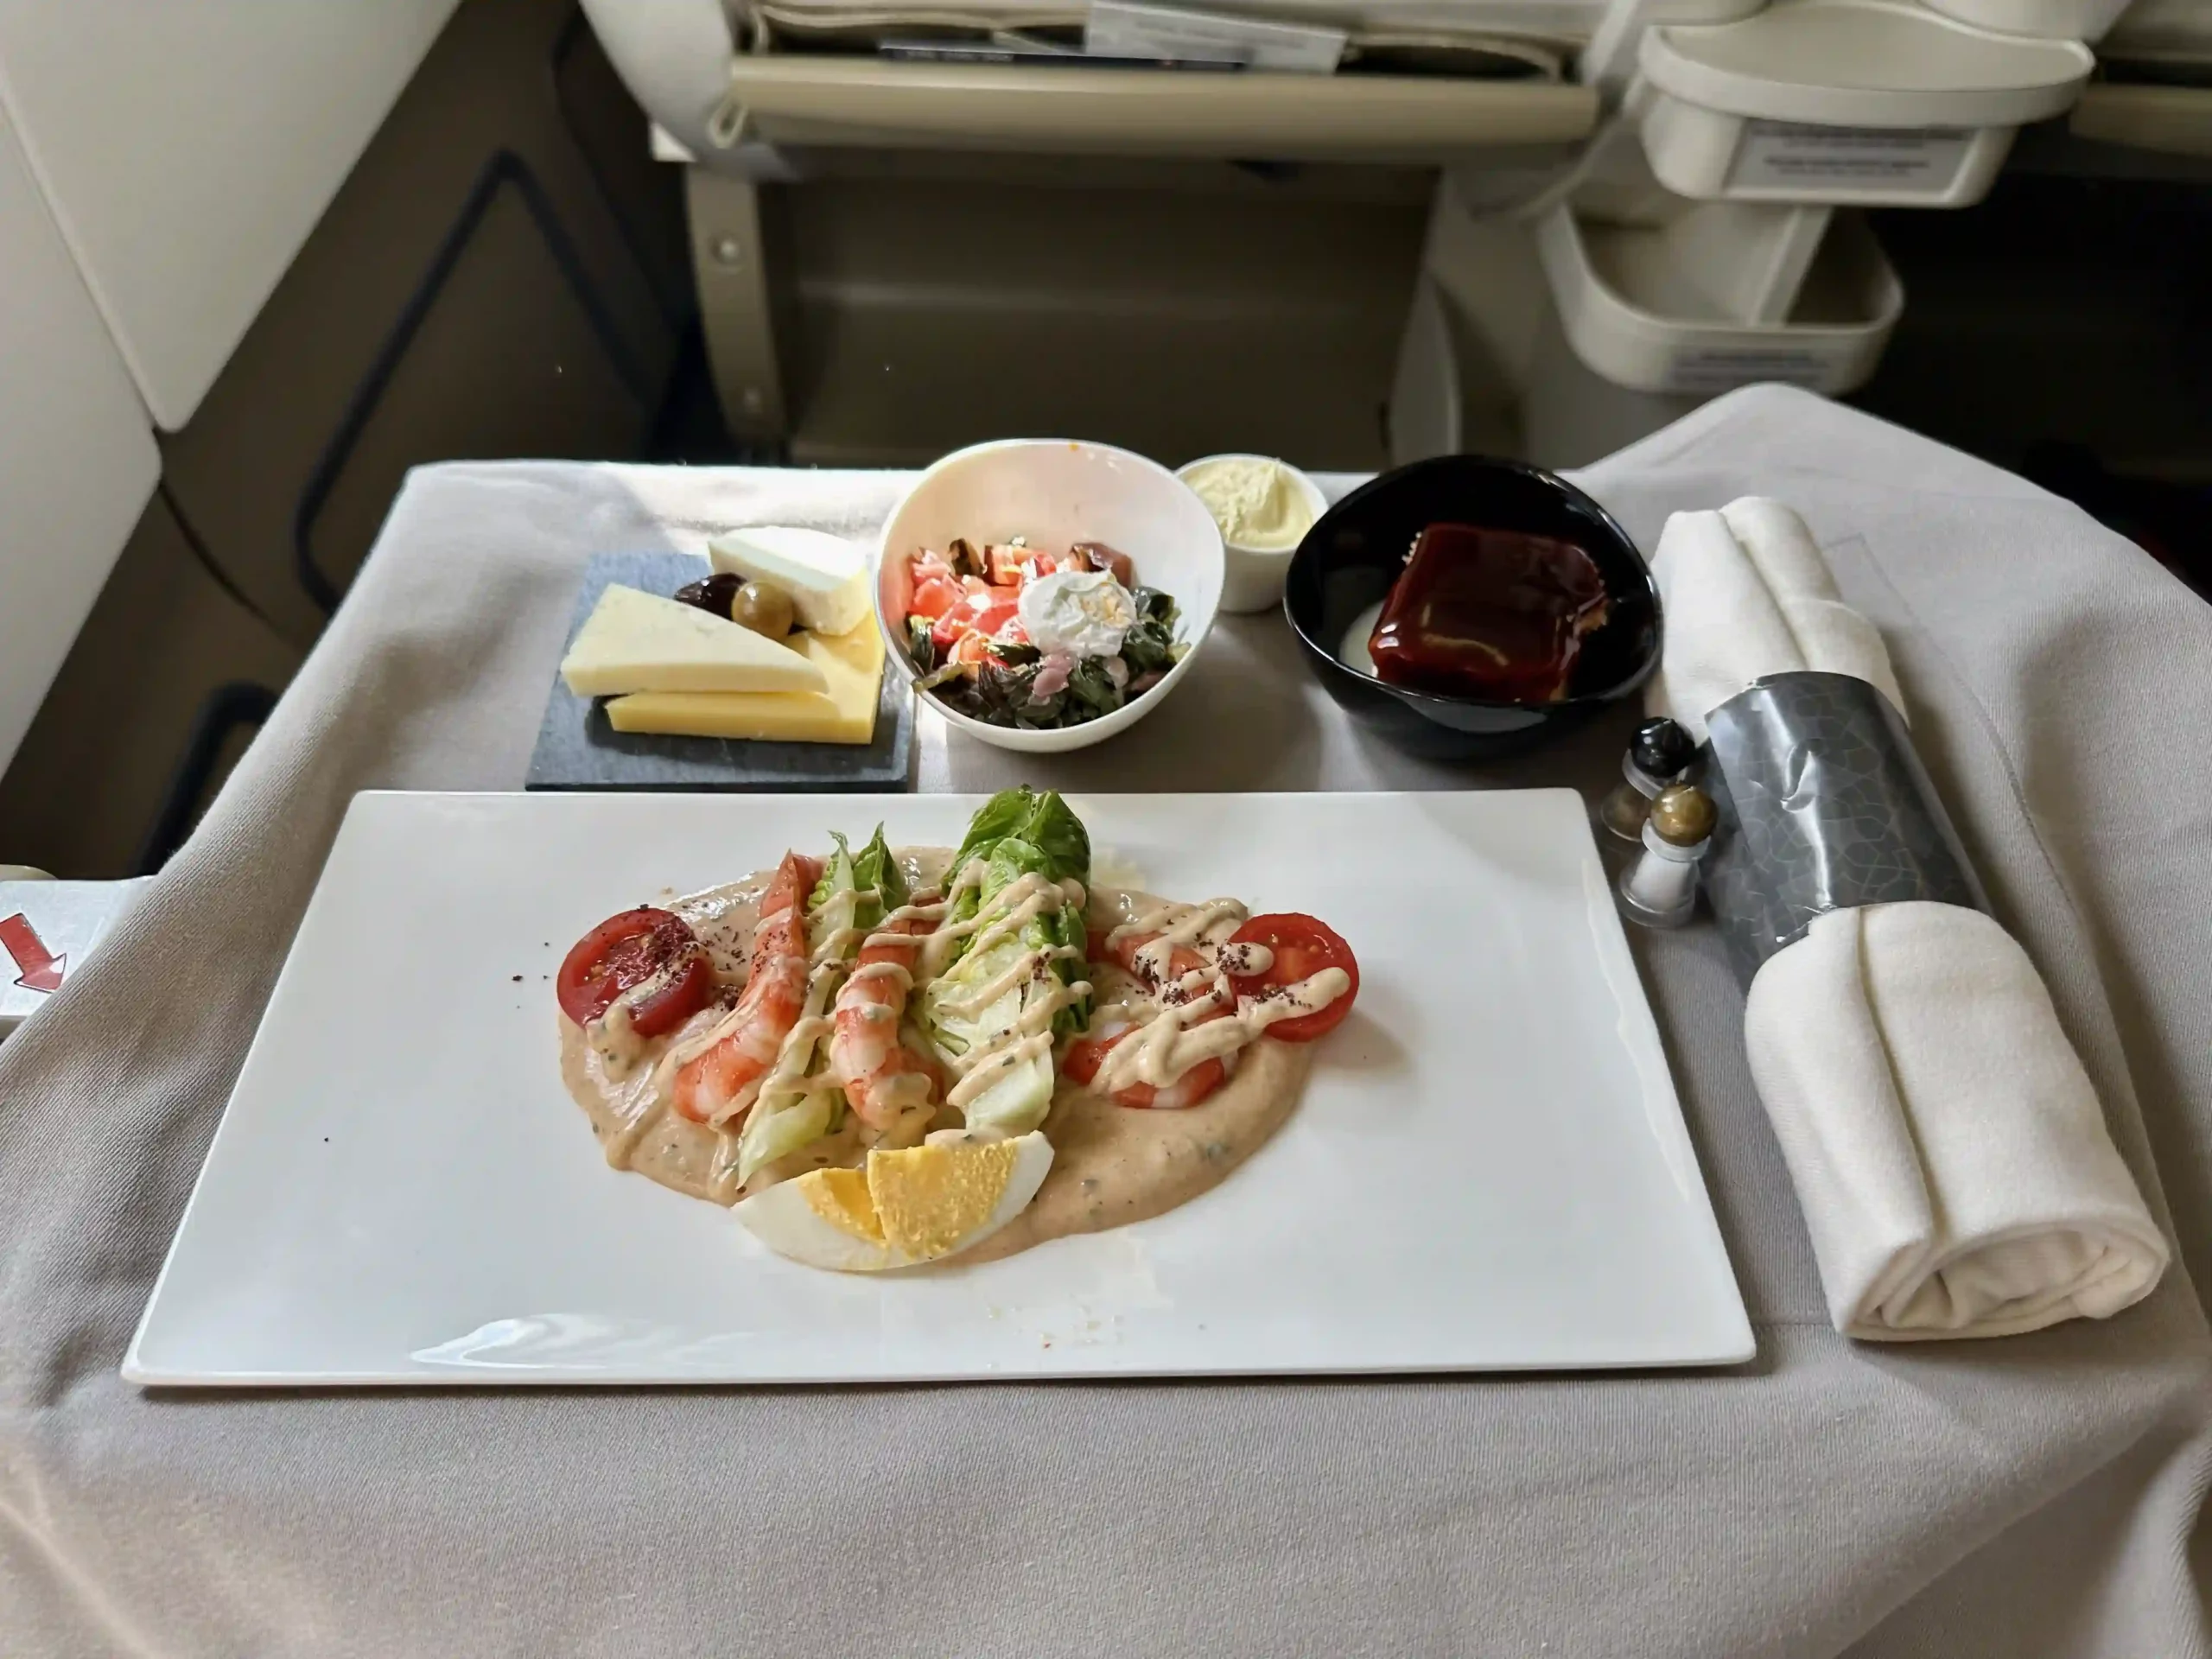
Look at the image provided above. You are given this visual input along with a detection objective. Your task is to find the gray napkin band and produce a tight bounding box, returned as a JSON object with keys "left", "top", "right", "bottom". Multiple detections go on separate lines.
{"left": 1700, "top": 671, "right": 1987, "bottom": 982}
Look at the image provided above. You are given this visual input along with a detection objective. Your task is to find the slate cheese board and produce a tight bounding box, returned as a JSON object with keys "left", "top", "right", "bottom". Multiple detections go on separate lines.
{"left": 525, "top": 551, "right": 913, "bottom": 793}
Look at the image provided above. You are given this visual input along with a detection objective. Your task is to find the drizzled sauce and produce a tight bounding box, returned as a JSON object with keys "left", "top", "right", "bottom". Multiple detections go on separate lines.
{"left": 556, "top": 855, "right": 1339, "bottom": 1255}
{"left": 896, "top": 858, "right": 1090, "bottom": 1115}
{"left": 1088, "top": 893, "right": 1351, "bottom": 1092}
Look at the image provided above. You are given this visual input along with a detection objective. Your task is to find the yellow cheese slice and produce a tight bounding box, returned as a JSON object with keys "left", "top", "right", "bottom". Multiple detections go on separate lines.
{"left": 561, "top": 584, "right": 828, "bottom": 697}
{"left": 604, "top": 620, "right": 883, "bottom": 745}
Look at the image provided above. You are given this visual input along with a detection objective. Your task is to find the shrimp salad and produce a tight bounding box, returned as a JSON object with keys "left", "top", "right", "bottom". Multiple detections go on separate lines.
{"left": 897, "top": 537, "right": 1185, "bottom": 731}
{"left": 553, "top": 789, "right": 1360, "bottom": 1271}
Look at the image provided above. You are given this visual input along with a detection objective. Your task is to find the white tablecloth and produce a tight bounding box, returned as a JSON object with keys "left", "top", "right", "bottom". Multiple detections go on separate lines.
{"left": 2, "top": 386, "right": 2206, "bottom": 1656}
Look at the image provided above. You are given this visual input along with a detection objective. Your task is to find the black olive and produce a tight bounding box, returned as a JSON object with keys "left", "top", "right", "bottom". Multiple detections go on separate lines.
{"left": 673, "top": 573, "right": 744, "bottom": 618}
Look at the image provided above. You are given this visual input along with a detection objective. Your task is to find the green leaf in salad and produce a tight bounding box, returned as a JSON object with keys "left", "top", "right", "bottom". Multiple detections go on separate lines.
{"left": 741, "top": 825, "right": 907, "bottom": 1183}
{"left": 906, "top": 614, "right": 937, "bottom": 674}
{"left": 1066, "top": 658, "right": 1122, "bottom": 716}
{"left": 949, "top": 786, "right": 1090, "bottom": 890}
{"left": 1120, "top": 615, "right": 1178, "bottom": 677}
{"left": 734, "top": 1084, "right": 836, "bottom": 1183}
{"left": 1127, "top": 585, "right": 1179, "bottom": 626}
{"left": 923, "top": 791, "right": 1093, "bottom": 1135}
{"left": 945, "top": 786, "right": 1035, "bottom": 874}
{"left": 807, "top": 830, "right": 855, "bottom": 916}
{"left": 970, "top": 660, "right": 1045, "bottom": 725}
{"left": 806, "top": 825, "right": 905, "bottom": 927}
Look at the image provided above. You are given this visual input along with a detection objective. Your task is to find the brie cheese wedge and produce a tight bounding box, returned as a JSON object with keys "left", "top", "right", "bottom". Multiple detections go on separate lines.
{"left": 709, "top": 526, "right": 871, "bottom": 639}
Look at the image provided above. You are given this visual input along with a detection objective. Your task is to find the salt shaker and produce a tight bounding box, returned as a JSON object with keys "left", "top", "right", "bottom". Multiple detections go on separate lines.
{"left": 1598, "top": 717, "right": 1697, "bottom": 843}
{"left": 1618, "top": 783, "right": 1716, "bottom": 930}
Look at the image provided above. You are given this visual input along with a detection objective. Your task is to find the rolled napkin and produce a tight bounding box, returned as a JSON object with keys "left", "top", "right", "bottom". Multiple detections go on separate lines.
{"left": 1647, "top": 497, "right": 1902, "bottom": 747}
{"left": 1650, "top": 498, "right": 2169, "bottom": 1339}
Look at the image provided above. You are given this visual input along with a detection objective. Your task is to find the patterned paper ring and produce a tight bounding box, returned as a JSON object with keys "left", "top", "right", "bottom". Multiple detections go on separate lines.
{"left": 1700, "top": 672, "right": 1988, "bottom": 982}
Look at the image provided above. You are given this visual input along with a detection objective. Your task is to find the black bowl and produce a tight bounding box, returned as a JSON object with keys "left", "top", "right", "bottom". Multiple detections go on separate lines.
{"left": 1284, "top": 455, "right": 1662, "bottom": 761}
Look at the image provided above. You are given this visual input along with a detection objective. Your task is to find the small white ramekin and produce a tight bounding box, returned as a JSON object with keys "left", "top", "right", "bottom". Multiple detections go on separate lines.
{"left": 1177, "top": 454, "right": 1328, "bottom": 616}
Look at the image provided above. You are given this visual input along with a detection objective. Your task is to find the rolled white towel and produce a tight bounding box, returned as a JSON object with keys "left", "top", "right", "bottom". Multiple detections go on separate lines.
{"left": 1648, "top": 498, "right": 1902, "bottom": 745}
{"left": 1747, "top": 904, "right": 2168, "bottom": 1338}
{"left": 1654, "top": 499, "right": 2168, "bottom": 1339}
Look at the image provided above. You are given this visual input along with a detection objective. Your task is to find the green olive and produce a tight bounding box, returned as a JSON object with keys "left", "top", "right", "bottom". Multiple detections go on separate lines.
{"left": 730, "top": 580, "right": 796, "bottom": 638}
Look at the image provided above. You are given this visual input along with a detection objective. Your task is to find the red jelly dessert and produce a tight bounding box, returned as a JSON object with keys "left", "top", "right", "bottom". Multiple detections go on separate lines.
{"left": 1367, "top": 524, "right": 1611, "bottom": 702}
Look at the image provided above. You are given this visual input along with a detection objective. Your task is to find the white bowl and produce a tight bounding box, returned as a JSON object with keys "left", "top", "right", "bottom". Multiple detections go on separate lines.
{"left": 1177, "top": 454, "right": 1328, "bottom": 615}
{"left": 874, "top": 438, "right": 1225, "bottom": 754}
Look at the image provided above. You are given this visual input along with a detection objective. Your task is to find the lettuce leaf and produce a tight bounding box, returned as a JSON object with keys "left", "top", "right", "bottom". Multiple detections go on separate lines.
{"left": 734, "top": 1083, "right": 836, "bottom": 1183}
{"left": 739, "top": 825, "right": 906, "bottom": 1184}
{"left": 949, "top": 787, "right": 1089, "bottom": 891}
{"left": 809, "top": 824, "right": 907, "bottom": 931}
{"left": 921, "top": 791, "right": 1095, "bottom": 1135}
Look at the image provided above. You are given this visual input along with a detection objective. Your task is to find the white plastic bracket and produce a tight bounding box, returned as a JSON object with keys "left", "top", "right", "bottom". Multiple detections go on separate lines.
{"left": 1582, "top": 0, "right": 1768, "bottom": 96}
{"left": 1658, "top": 200, "right": 1833, "bottom": 323}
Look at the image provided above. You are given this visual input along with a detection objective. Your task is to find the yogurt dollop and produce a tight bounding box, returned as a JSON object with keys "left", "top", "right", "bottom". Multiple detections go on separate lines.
{"left": 1018, "top": 569, "right": 1137, "bottom": 657}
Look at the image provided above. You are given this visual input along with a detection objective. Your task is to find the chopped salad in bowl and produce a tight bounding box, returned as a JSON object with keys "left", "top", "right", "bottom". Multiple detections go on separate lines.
{"left": 874, "top": 437, "right": 1225, "bottom": 754}
{"left": 898, "top": 537, "right": 1187, "bottom": 732}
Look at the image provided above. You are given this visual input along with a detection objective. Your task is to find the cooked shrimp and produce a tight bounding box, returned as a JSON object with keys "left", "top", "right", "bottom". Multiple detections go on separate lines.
{"left": 830, "top": 911, "right": 939, "bottom": 1136}
{"left": 1096, "top": 927, "right": 1209, "bottom": 992}
{"left": 671, "top": 852, "right": 820, "bottom": 1126}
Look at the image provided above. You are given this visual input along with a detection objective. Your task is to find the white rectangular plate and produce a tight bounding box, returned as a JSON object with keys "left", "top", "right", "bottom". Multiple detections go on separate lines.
{"left": 126, "top": 791, "right": 1751, "bottom": 1386}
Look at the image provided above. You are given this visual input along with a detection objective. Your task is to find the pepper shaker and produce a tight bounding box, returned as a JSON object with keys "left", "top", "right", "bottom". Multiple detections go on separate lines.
{"left": 1618, "top": 783, "right": 1716, "bottom": 930}
{"left": 1598, "top": 718, "right": 1697, "bottom": 843}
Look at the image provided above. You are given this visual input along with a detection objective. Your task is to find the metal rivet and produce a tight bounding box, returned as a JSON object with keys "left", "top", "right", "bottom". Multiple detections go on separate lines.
{"left": 710, "top": 234, "right": 744, "bottom": 267}
{"left": 740, "top": 387, "right": 765, "bottom": 414}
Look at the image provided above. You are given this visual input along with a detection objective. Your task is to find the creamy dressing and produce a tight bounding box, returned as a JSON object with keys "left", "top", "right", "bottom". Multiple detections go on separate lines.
{"left": 963, "top": 959, "right": 1313, "bottom": 1264}
{"left": 1094, "top": 962, "right": 1351, "bottom": 1093}
{"left": 1091, "top": 890, "right": 1351, "bottom": 1091}
{"left": 561, "top": 1011, "right": 741, "bottom": 1203}
{"left": 587, "top": 996, "right": 649, "bottom": 1078}
{"left": 749, "top": 962, "right": 844, "bottom": 1116}
{"left": 1108, "top": 896, "right": 1247, "bottom": 982}
{"left": 556, "top": 852, "right": 1339, "bottom": 1257}
{"left": 910, "top": 859, "right": 1092, "bottom": 1115}
{"left": 912, "top": 866, "right": 1084, "bottom": 980}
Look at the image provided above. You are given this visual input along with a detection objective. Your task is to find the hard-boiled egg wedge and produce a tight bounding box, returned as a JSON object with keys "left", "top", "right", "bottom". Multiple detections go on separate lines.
{"left": 734, "top": 1132, "right": 1053, "bottom": 1273}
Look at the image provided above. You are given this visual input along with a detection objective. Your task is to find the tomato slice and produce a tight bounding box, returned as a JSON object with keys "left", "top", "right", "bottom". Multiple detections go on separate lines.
{"left": 1062, "top": 1022, "right": 1226, "bottom": 1109}
{"left": 908, "top": 575, "right": 964, "bottom": 623}
{"left": 556, "top": 907, "right": 714, "bottom": 1036}
{"left": 1224, "top": 912, "right": 1358, "bottom": 1043}
{"left": 930, "top": 590, "right": 982, "bottom": 652}
{"left": 931, "top": 588, "right": 1022, "bottom": 653}
{"left": 1060, "top": 1031, "right": 1110, "bottom": 1087}
{"left": 983, "top": 543, "right": 1034, "bottom": 586}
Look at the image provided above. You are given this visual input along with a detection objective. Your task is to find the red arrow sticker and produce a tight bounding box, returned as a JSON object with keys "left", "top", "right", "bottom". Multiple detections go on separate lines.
{"left": 0, "top": 912, "right": 67, "bottom": 994}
